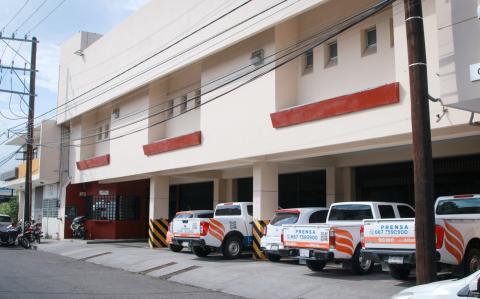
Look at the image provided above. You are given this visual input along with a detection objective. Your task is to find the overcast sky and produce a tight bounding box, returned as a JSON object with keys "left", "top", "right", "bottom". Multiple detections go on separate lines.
{"left": 0, "top": 0, "right": 150, "bottom": 171}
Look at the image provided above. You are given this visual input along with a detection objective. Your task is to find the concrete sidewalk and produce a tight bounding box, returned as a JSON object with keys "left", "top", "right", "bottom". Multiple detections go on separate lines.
{"left": 37, "top": 240, "right": 413, "bottom": 299}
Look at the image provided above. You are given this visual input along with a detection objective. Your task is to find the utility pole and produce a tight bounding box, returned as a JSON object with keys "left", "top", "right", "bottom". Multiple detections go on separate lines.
{"left": 24, "top": 36, "right": 37, "bottom": 226}
{"left": 403, "top": 0, "right": 436, "bottom": 284}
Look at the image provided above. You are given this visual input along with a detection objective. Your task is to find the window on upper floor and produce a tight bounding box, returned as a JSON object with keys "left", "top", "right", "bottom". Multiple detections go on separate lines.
{"left": 104, "top": 123, "right": 110, "bottom": 139}
{"left": 389, "top": 18, "right": 394, "bottom": 47}
{"left": 167, "top": 99, "right": 174, "bottom": 118}
{"left": 97, "top": 122, "right": 110, "bottom": 141}
{"left": 362, "top": 26, "right": 377, "bottom": 56}
{"left": 194, "top": 90, "right": 201, "bottom": 108}
{"left": 97, "top": 126, "right": 103, "bottom": 141}
{"left": 180, "top": 95, "right": 188, "bottom": 113}
{"left": 325, "top": 41, "right": 338, "bottom": 68}
{"left": 303, "top": 48, "right": 314, "bottom": 74}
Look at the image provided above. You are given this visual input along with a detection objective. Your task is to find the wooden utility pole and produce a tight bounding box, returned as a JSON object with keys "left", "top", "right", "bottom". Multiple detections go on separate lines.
{"left": 24, "top": 36, "right": 37, "bottom": 225}
{"left": 403, "top": 0, "right": 436, "bottom": 284}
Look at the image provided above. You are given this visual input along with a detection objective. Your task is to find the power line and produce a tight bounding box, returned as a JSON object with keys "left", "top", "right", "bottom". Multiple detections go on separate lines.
{"left": 1, "top": 0, "right": 31, "bottom": 33}
{"left": 26, "top": 0, "right": 68, "bottom": 35}
{"left": 5, "top": 0, "right": 285, "bottom": 133}
{"left": 34, "top": 0, "right": 394, "bottom": 148}
{"left": 14, "top": 0, "right": 48, "bottom": 34}
{"left": 17, "top": 0, "right": 396, "bottom": 145}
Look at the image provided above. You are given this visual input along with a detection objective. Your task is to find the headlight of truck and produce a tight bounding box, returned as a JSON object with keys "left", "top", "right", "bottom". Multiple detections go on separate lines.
{"left": 391, "top": 292, "right": 414, "bottom": 299}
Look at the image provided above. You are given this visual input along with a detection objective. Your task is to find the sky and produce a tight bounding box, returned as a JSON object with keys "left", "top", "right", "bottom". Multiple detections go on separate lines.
{"left": 0, "top": 0, "right": 150, "bottom": 171}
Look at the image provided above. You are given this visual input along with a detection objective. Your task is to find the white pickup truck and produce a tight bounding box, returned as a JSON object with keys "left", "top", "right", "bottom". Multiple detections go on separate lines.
{"left": 282, "top": 201, "right": 414, "bottom": 274}
{"left": 171, "top": 202, "right": 253, "bottom": 259}
{"left": 167, "top": 210, "right": 214, "bottom": 252}
{"left": 362, "top": 194, "right": 480, "bottom": 279}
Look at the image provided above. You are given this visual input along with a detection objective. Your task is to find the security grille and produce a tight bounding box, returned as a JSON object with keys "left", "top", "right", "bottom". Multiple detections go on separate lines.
{"left": 87, "top": 195, "right": 139, "bottom": 221}
{"left": 42, "top": 198, "right": 59, "bottom": 218}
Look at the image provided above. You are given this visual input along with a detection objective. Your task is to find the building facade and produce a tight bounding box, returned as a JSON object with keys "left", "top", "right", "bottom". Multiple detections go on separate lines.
{"left": 55, "top": 0, "right": 480, "bottom": 240}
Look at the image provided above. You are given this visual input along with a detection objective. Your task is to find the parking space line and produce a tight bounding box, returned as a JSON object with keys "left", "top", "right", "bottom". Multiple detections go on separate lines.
{"left": 157, "top": 265, "right": 200, "bottom": 280}
{"left": 79, "top": 252, "right": 112, "bottom": 261}
{"left": 138, "top": 262, "right": 177, "bottom": 275}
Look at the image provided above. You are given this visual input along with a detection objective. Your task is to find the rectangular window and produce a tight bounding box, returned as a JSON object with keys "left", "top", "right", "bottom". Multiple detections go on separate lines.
{"left": 42, "top": 198, "right": 59, "bottom": 218}
{"left": 167, "top": 100, "right": 173, "bottom": 118}
{"left": 366, "top": 27, "right": 377, "bottom": 48}
{"left": 180, "top": 95, "right": 188, "bottom": 113}
{"left": 194, "top": 90, "right": 201, "bottom": 108}
{"left": 304, "top": 48, "right": 314, "bottom": 72}
{"left": 328, "top": 41, "right": 338, "bottom": 62}
{"left": 215, "top": 205, "right": 241, "bottom": 216}
{"left": 436, "top": 197, "right": 480, "bottom": 215}
{"left": 328, "top": 204, "right": 373, "bottom": 221}
{"left": 97, "top": 126, "right": 103, "bottom": 141}
{"left": 104, "top": 123, "right": 110, "bottom": 139}
{"left": 378, "top": 205, "right": 396, "bottom": 218}
{"left": 87, "top": 195, "right": 139, "bottom": 221}
{"left": 398, "top": 205, "right": 415, "bottom": 218}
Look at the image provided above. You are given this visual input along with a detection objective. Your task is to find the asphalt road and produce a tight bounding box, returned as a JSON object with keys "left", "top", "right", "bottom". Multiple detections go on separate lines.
{"left": 0, "top": 247, "right": 241, "bottom": 299}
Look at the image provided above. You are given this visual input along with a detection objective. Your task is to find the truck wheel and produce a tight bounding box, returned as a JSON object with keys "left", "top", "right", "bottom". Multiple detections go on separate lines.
{"left": 266, "top": 253, "right": 281, "bottom": 262}
{"left": 306, "top": 260, "right": 326, "bottom": 272}
{"left": 222, "top": 236, "right": 243, "bottom": 259}
{"left": 389, "top": 264, "right": 411, "bottom": 280}
{"left": 169, "top": 244, "right": 183, "bottom": 253}
{"left": 352, "top": 246, "right": 374, "bottom": 275}
{"left": 464, "top": 248, "right": 480, "bottom": 275}
{"left": 192, "top": 246, "right": 211, "bottom": 257}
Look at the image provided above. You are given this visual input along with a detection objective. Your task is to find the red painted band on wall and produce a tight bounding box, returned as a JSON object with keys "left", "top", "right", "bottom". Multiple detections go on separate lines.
{"left": 270, "top": 82, "right": 400, "bottom": 128}
{"left": 143, "top": 131, "right": 202, "bottom": 156}
{"left": 76, "top": 154, "right": 110, "bottom": 170}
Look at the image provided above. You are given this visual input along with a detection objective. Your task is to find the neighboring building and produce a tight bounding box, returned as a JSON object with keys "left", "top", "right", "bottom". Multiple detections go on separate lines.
{"left": 0, "top": 120, "right": 62, "bottom": 238}
{"left": 55, "top": 0, "right": 480, "bottom": 241}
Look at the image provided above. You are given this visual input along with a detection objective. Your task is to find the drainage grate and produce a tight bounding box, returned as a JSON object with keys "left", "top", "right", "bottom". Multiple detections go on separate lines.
{"left": 79, "top": 252, "right": 112, "bottom": 261}
{"left": 157, "top": 265, "right": 200, "bottom": 280}
{"left": 138, "top": 262, "right": 177, "bottom": 275}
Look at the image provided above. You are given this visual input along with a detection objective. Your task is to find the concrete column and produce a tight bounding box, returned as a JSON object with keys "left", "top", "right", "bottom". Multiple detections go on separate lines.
{"left": 18, "top": 190, "right": 25, "bottom": 222}
{"left": 253, "top": 162, "right": 278, "bottom": 220}
{"left": 149, "top": 176, "right": 169, "bottom": 219}
{"left": 326, "top": 167, "right": 355, "bottom": 207}
{"left": 225, "top": 179, "right": 236, "bottom": 201}
{"left": 213, "top": 179, "right": 228, "bottom": 207}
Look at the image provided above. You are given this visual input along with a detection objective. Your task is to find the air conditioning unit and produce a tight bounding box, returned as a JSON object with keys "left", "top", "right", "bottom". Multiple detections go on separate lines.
{"left": 250, "top": 49, "right": 265, "bottom": 66}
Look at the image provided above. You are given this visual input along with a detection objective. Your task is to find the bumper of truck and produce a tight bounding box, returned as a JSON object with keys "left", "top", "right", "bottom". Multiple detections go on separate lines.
{"left": 171, "top": 237, "right": 206, "bottom": 247}
{"left": 361, "top": 249, "right": 441, "bottom": 265}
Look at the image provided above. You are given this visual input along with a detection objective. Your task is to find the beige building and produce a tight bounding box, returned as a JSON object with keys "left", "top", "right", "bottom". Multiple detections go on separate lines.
{"left": 53, "top": 0, "right": 480, "bottom": 240}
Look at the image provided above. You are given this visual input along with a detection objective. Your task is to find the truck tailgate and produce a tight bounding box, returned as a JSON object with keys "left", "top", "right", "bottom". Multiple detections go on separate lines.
{"left": 363, "top": 218, "right": 415, "bottom": 250}
{"left": 282, "top": 224, "right": 330, "bottom": 249}
{"left": 172, "top": 218, "right": 202, "bottom": 238}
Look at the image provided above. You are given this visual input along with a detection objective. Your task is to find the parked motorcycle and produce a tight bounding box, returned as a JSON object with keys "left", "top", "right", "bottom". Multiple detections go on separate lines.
{"left": 70, "top": 216, "right": 86, "bottom": 239}
{"left": 32, "top": 221, "right": 43, "bottom": 243}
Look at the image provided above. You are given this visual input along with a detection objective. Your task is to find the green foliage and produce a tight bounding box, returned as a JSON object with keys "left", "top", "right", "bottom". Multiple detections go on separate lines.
{"left": 0, "top": 197, "right": 19, "bottom": 222}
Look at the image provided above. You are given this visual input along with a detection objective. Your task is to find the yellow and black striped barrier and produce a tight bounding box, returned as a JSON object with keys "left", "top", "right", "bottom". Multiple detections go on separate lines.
{"left": 148, "top": 218, "right": 169, "bottom": 248}
{"left": 252, "top": 219, "right": 270, "bottom": 260}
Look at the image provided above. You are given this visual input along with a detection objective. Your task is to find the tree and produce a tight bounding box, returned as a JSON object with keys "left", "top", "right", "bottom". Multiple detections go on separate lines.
{"left": 0, "top": 197, "right": 19, "bottom": 222}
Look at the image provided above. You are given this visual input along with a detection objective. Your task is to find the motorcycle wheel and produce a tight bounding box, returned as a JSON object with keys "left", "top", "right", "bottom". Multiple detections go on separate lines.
{"left": 18, "top": 237, "right": 31, "bottom": 249}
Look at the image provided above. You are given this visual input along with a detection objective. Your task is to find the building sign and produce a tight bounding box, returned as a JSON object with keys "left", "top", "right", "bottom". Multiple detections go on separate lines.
{"left": 99, "top": 190, "right": 110, "bottom": 196}
{"left": 79, "top": 191, "right": 86, "bottom": 197}
{"left": 469, "top": 63, "right": 480, "bottom": 82}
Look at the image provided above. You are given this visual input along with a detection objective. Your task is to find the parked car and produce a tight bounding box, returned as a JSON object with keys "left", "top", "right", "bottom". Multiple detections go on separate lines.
{"left": 261, "top": 208, "right": 328, "bottom": 262}
{"left": 0, "top": 214, "right": 12, "bottom": 227}
{"left": 391, "top": 269, "right": 480, "bottom": 299}
{"left": 362, "top": 194, "right": 480, "bottom": 280}
{"left": 167, "top": 210, "right": 214, "bottom": 252}
{"left": 282, "top": 201, "right": 414, "bottom": 274}
{"left": 171, "top": 202, "right": 253, "bottom": 259}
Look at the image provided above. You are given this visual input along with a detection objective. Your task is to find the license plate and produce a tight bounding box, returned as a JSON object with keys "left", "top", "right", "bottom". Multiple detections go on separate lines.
{"left": 388, "top": 256, "right": 404, "bottom": 264}
{"left": 182, "top": 242, "right": 189, "bottom": 247}
{"left": 299, "top": 249, "right": 310, "bottom": 258}
{"left": 271, "top": 245, "right": 279, "bottom": 251}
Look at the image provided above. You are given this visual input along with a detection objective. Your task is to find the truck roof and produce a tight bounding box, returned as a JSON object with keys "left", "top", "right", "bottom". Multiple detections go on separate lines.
{"left": 217, "top": 202, "right": 252, "bottom": 206}
{"left": 176, "top": 210, "right": 213, "bottom": 215}
{"left": 437, "top": 194, "right": 480, "bottom": 201}
{"left": 275, "top": 207, "right": 328, "bottom": 213}
{"left": 331, "top": 201, "right": 411, "bottom": 206}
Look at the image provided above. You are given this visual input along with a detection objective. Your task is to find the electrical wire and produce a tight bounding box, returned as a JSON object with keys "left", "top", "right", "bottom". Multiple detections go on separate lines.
{"left": 17, "top": 0, "right": 396, "bottom": 144}
{"left": 14, "top": 0, "right": 48, "bottom": 34}
{"left": 1, "top": 0, "right": 31, "bottom": 33}
{"left": 25, "top": 0, "right": 67, "bottom": 35}
{"left": 34, "top": 0, "right": 395, "bottom": 148}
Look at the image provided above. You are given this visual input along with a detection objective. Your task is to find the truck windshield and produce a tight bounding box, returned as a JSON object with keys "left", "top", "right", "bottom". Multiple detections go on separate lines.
{"left": 270, "top": 213, "right": 299, "bottom": 226}
{"left": 436, "top": 197, "right": 480, "bottom": 215}
{"left": 328, "top": 204, "right": 373, "bottom": 221}
{"left": 215, "top": 205, "right": 241, "bottom": 216}
{"left": 174, "top": 213, "right": 193, "bottom": 219}
{"left": 0, "top": 216, "right": 11, "bottom": 223}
